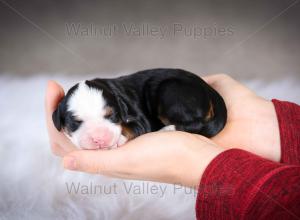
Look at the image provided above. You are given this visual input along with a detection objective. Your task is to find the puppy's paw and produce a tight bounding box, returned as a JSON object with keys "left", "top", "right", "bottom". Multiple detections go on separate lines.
{"left": 117, "top": 135, "right": 128, "bottom": 147}
{"left": 160, "top": 125, "right": 176, "bottom": 132}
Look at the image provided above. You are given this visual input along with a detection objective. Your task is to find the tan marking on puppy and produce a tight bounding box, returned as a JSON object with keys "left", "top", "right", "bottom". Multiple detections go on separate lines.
{"left": 121, "top": 124, "right": 135, "bottom": 140}
{"left": 157, "top": 104, "right": 171, "bottom": 126}
{"left": 205, "top": 101, "right": 215, "bottom": 121}
{"left": 159, "top": 115, "right": 171, "bottom": 126}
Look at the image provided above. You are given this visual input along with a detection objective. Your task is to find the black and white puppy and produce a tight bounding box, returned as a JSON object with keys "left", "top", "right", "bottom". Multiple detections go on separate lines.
{"left": 52, "top": 69, "right": 227, "bottom": 149}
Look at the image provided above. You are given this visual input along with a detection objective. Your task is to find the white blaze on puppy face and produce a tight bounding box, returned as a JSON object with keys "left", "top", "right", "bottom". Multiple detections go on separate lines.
{"left": 65, "top": 82, "right": 127, "bottom": 149}
{"left": 68, "top": 82, "right": 106, "bottom": 119}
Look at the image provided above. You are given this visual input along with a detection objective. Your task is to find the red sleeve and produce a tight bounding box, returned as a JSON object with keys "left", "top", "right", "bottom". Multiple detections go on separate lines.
{"left": 272, "top": 99, "right": 300, "bottom": 165}
{"left": 196, "top": 149, "right": 300, "bottom": 220}
{"left": 196, "top": 100, "right": 300, "bottom": 219}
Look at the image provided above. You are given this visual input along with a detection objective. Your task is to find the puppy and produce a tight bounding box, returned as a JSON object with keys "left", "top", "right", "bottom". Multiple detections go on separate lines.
{"left": 52, "top": 69, "right": 227, "bottom": 149}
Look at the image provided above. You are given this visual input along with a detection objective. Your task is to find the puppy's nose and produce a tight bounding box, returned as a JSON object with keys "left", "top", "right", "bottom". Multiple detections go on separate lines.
{"left": 90, "top": 127, "right": 114, "bottom": 148}
{"left": 92, "top": 138, "right": 105, "bottom": 146}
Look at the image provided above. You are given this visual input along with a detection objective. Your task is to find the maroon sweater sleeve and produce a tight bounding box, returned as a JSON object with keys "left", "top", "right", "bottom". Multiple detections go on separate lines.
{"left": 196, "top": 100, "right": 300, "bottom": 220}
{"left": 272, "top": 99, "right": 300, "bottom": 165}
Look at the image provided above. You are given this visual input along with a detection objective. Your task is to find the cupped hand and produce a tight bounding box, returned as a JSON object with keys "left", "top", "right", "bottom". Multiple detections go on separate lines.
{"left": 45, "top": 81, "right": 77, "bottom": 156}
{"left": 63, "top": 131, "right": 224, "bottom": 188}
{"left": 45, "top": 74, "right": 281, "bottom": 188}
{"left": 203, "top": 74, "right": 281, "bottom": 162}
{"left": 45, "top": 81, "right": 224, "bottom": 187}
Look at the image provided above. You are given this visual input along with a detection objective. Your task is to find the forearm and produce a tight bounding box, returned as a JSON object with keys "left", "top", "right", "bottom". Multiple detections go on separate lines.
{"left": 196, "top": 149, "right": 300, "bottom": 219}
{"left": 196, "top": 99, "right": 300, "bottom": 219}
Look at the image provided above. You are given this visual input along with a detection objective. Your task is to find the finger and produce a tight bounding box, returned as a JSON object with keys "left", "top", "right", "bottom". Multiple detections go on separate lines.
{"left": 202, "top": 73, "right": 233, "bottom": 85}
{"left": 48, "top": 132, "right": 78, "bottom": 156}
{"left": 45, "top": 80, "right": 65, "bottom": 113}
{"left": 45, "top": 80, "right": 77, "bottom": 154}
{"left": 45, "top": 80, "right": 65, "bottom": 127}
{"left": 49, "top": 135, "right": 78, "bottom": 157}
{"left": 50, "top": 142, "right": 68, "bottom": 157}
{"left": 63, "top": 148, "right": 130, "bottom": 177}
{"left": 203, "top": 74, "right": 254, "bottom": 95}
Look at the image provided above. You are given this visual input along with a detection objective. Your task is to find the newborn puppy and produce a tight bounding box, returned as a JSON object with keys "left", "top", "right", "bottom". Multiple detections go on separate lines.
{"left": 52, "top": 68, "right": 227, "bottom": 149}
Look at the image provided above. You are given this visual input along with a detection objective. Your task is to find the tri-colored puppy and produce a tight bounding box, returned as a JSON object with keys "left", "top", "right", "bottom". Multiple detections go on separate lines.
{"left": 52, "top": 69, "right": 227, "bottom": 149}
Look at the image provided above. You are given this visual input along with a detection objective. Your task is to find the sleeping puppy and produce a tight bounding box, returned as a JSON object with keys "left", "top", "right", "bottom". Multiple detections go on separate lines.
{"left": 52, "top": 68, "right": 227, "bottom": 150}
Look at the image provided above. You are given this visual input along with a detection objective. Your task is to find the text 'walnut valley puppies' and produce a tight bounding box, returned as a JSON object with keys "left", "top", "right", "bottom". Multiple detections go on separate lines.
{"left": 52, "top": 69, "right": 227, "bottom": 150}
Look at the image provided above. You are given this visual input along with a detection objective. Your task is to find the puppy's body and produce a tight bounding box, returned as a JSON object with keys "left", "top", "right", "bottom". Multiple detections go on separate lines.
{"left": 103, "top": 69, "right": 226, "bottom": 136}
{"left": 53, "top": 69, "right": 227, "bottom": 149}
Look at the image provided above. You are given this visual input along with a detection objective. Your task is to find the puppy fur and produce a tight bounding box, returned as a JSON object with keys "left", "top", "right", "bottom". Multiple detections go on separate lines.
{"left": 52, "top": 68, "right": 227, "bottom": 149}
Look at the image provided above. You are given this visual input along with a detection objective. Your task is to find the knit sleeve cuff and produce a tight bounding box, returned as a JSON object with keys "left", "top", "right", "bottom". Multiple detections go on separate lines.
{"left": 195, "top": 148, "right": 284, "bottom": 219}
{"left": 272, "top": 99, "right": 300, "bottom": 164}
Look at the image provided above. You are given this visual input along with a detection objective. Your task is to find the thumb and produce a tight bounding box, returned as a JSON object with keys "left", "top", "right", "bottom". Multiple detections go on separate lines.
{"left": 45, "top": 80, "right": 65, "bottom": 113}
{"left": 202, "top": 74, "right": 234, "bottom": 85}
{"left": 63, "top": 148, "right": 129, "bottom": 177}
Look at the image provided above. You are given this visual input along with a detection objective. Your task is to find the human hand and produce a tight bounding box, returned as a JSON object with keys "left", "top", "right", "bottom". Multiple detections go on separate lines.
{"left": 62, "top": 131, "right": 224, "bottom": 188}
{"left": 45, "top": 81, "right": 77, "bottom": 156}
{"left": 45, "top": 74, "right": 280, "bottom": 188}
{"left": 45, "top": 81, "right": 223, "bottom": 187}
{"left": 203, "top": 74, "right": 281, "bottom": 162}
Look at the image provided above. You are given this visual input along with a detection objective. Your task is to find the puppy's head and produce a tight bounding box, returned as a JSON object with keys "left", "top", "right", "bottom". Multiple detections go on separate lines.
{"left": 52, "top": 80, "right": 130, "bottom": 149}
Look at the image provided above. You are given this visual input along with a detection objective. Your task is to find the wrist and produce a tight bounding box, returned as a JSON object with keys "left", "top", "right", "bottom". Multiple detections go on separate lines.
{"left": 256, "top": 99, "right": 281, "bottom": 161}
{"left": 179, "top": 139, "right": 225, "bottom": 188}
{"left": 229, "top": 98, "right": 281, "bottom": 162}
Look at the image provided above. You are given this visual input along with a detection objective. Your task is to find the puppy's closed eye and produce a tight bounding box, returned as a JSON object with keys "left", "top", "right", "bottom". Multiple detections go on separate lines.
{"left": 104, "top": 106, "right": 120, "bottom": 123}
{"left": 65, "top": 114, "right": 82, "bottom": 133}
{"left": 104, "top": 106, "right": 113, "bottom": 118}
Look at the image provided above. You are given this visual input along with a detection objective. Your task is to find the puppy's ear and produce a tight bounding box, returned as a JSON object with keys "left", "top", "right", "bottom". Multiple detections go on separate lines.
{"left": 52, "top": 102, "right": 65, "bottom": 131}
{"left": 116, "top": 97, "right": 138, "bottom": 123}
{"left": 115, "top": 96, "right": 130, "bottom": 122}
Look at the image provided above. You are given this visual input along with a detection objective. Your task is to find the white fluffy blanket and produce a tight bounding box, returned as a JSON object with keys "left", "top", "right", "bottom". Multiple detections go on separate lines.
{"left": 0, "top": 74, "right": 299, "bottom": 220}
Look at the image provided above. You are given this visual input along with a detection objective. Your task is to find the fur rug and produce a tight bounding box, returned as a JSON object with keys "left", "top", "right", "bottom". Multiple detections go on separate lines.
{"left": 0, "top": 74, "right": 299, "bottom": 220}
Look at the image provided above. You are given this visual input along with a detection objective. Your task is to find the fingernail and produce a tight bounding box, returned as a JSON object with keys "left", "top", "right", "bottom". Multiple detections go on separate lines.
{"left": 64, "top": 156, "right": 77, "bottom": 170}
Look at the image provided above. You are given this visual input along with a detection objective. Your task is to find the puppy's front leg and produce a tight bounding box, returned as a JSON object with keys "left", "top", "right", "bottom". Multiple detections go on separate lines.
{"left": 159, "top": 125, "right": 176, "bottom": 132}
